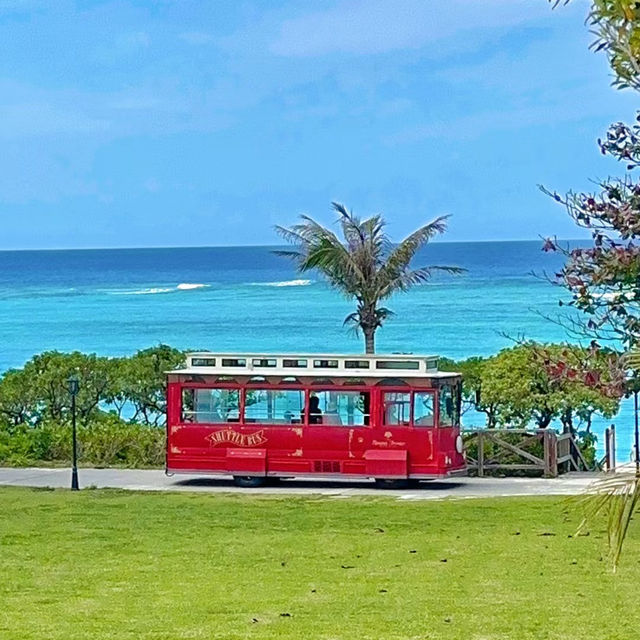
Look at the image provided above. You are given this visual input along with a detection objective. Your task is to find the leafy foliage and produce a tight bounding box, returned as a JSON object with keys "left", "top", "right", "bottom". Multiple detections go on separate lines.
{"left": 553, "top": 1, "right": 640, "bottom": 90}
{"left": 275, "top": 202, "right": 462, "bottom": 353}
{"left": 105, "top": 345, "right": 185, "bottom": 426}
{"left": 0, "top": 415, "right": 165, "bottom": 468}
{"left": 0, "top": 346, "right": 184, "bottom": 468}
{"left": 544, "top": 3, "right": 640, "bottom": 346}
{"left": 549, "top": 0, "right": 640, "bottom": 568}
{"left": 0, "top": 345, "right": 185, "bottom": 430}
{"left": 578, "top": 472, "right": 640, "bottom": 570}
{"left": 450, "top": 344, "right": 622, "bottom": 432}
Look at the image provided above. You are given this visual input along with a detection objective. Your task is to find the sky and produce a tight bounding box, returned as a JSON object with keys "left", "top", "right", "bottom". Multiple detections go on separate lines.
{"left": 0, "top": 0, "right": 638, "bottom": 250}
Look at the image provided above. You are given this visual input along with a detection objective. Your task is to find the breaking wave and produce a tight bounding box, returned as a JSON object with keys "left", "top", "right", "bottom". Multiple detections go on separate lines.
{"left": 109, "top": 283, "right": 210, "bottom": 296}
{"left": 250, "top": 279, "right": 312, "bottom": 287}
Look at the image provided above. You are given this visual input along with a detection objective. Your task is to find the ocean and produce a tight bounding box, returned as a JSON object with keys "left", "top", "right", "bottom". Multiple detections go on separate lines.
{"left": 0, "top": 241, "right": 632, "bottom": 461}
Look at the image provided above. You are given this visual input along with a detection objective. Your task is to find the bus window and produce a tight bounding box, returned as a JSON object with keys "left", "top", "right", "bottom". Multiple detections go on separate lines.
{"left": 182, "top": 388, "right": 240, "bottom": 423}
{"left": 314, "top": 390, "right": 370, "bottom": 426}
{"left": 439, "top": 386, "right": 454, "bottom": 427}
{"left": 413, "top": 391, "right": 434, "bottom": 426}
{"left": 383, "top": 392, "right": 411, "bottom": 426}
{"left": 244, "top": 389, "right": 304, "bottom": 424}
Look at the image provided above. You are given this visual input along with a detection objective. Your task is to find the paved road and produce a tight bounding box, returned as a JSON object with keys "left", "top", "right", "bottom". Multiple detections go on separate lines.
{"left": 0, "top": 467, "right": 604, "bottom": 500}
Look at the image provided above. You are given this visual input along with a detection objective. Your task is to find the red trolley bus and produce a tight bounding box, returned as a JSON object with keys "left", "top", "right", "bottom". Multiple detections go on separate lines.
{"left": 166, "top": 352, "right": 466, "bottom": 487}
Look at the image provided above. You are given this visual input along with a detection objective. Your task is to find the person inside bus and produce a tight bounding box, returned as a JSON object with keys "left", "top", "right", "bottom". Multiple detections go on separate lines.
{"left": 361, "top": 391, "right": 370, "bottom": 426}
{"left": 308, "top": 393, "right": 323, "bottom": 424}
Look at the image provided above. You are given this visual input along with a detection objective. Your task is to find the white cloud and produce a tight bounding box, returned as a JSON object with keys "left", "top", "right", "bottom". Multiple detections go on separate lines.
{"left": 269, "top": 0, "right": 554, "bottom": 57}
{"left": 383, "top": 86, "right": 627, "bottom": 145}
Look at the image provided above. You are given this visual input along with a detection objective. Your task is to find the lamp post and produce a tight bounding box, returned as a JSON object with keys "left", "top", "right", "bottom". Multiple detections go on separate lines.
{"left": 67, "top": 375, "right": 79, "bottom": 491}
{"left": 635, "top": 389, "right": 639, "bottom": 475}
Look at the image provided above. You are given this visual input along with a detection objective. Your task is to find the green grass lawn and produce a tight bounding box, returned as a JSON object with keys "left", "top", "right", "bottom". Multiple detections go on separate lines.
{"left": 1, "top": 488, "right": 638, "bottom": 640}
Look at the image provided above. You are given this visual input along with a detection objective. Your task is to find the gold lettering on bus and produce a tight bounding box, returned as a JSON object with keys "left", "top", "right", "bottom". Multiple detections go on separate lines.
{"left": 207, "top": 429, "right": 267, "bottom": 448}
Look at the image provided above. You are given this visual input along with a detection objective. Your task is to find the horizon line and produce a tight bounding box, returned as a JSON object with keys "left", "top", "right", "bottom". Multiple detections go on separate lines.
{"left": 0, "top": 237, "right": 589, "bottom": 253}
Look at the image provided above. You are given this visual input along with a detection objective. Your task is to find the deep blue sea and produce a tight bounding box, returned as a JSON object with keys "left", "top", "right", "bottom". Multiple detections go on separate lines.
{"left": 0, "top": 241, "right": 632, "bottom": 461}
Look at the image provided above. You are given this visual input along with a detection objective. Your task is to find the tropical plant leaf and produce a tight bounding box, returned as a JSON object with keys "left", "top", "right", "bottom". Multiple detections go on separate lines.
{"left": 624, "top": 347, "right": 640, "bottom": 371}
{"left": 577, "top": 471, "right": 640, "bottom": 570}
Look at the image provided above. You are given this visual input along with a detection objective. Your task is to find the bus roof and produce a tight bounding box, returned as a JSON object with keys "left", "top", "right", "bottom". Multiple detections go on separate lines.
{"left": 170, "top": 352, "right": 460, "bottom": 379}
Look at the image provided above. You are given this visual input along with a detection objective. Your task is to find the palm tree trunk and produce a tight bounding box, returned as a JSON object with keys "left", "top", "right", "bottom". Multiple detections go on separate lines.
{"left": 364, "top": 328, "right": 375, "bottom": 354}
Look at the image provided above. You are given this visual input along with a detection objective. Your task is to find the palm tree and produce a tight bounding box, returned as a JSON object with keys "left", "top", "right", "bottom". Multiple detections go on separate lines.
{"left": 274, "top": 202, "right": 463, "bottom": 354}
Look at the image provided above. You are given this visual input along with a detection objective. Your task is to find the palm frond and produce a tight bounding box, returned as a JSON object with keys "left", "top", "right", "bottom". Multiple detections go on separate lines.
{"left": 375, "top": 216, "right": 452, "bottom": 294}
{"left": 274, "top": 224, "right": 307, "bottom": 247}
{"left": 343, "top": 311, "right": 360, "bottom": 327}
{"left": 333, "top": 202, "right": 365, "bottom": 248}
{"left": 375, "top": 307, "right": 394, "bottom": 322}
{"left": 578, "top": 472, "right": 640, "bottom": 570}
{"left": 387, "top": 215, "right": 450, "bottom": 268}
{"left": 624, "top": 348, "right": 640, "bottom": 371}
{"left": 378, "top": 265, "right": 465, "bottom": 298}
{"left": 279, "top": 214, "right": 365, "bottom": 288}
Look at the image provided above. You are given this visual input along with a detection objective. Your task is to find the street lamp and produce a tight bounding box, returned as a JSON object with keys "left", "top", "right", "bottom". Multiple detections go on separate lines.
{"left": 67, "top": 375, "right": 80, "bottom": 491}
{"left": 635, "top": 389, "right": 639, "bottom": 475}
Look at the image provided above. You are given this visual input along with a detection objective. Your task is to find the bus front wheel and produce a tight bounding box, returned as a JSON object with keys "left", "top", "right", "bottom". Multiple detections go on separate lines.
{"left": 233, "top": 476, "right": 267, "bottom": 488}
{"left": 374, "top": 478, "right": 408, "bottom": 490}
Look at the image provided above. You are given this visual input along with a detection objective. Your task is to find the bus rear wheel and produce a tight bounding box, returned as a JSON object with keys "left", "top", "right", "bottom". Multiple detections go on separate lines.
{"left": 374, "top": 478, "right": 409, "bottom": 490}
{"left": 233, "top": 476, "right": 267, "bottom": 488}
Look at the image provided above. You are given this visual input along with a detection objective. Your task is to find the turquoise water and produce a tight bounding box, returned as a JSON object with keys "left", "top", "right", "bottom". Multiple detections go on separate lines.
{"left": 0, "top": 241, "right": 631, "bottom": 461}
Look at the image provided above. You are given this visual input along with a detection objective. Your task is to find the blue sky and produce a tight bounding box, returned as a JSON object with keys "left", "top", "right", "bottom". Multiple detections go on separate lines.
{"left": 0, "top": 0, "right": 637, "bottom": 250}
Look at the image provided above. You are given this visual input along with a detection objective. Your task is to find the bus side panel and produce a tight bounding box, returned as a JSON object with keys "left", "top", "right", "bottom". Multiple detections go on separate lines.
{"left": 167, "top": 425, "right": 227, "bottom": 472}
{"left": 226, "top": 448, "right": 267, "bottom": 475}
{"left": 402, "top": 427, "right": 435, "bottom": 476}
{"left": 363, "top": 449, "right": 407, "bottom": 478}
{"left": 435, "top": 426, "right": 466, "bottom": 473}
{"left": 302, "top": 425, "right": 369, "bottom": 475}
{"left": 258, "top": 425, "right": 313, "bottom": 475}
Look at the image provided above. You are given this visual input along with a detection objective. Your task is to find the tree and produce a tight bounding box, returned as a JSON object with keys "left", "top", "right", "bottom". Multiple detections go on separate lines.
{"left": 275, "top": 202, "right": 462, "bottom": 353}
{"left": 548, "top": 0, "right": 640, "bottom": 569}
{"left": 468, "top": 344, "right": 620, "bottom": 431}
{"left": 544, "top": 2, "right": 640, "bottom": 346}
{"left": 21, "top": 351, "right": 113, "bottom": 425}
{"left": 0, "top": 369, "right": 38, "bottom": 427}
{"left": 553, "top": 0, "right": 640, "bottom": 92}
{"left": 439, "top": 356, "right": 496, "bottom": 424}
{"left": 0, "top": 345, "right": 186, "bottom": 429}
{"left": 115, "top": 345, "right": 185, "bottom": 426}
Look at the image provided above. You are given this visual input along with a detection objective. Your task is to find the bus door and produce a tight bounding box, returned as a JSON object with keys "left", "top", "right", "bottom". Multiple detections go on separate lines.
{"left": 304, "top": 389, "right": 370, "bottom": 474}
{"left": 363, "top": 389, "right": 414, "bottom": 478}
{"left": 408, "top": 389, "right": 437, "bottom": 471}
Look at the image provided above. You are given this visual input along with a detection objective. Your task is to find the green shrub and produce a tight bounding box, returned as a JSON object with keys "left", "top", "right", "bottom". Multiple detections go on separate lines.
{"left": 575, "top": 430, "right": 598, "bottom": 469}
{"left": 0, "top": 415, "right": 165, "bottom": 468}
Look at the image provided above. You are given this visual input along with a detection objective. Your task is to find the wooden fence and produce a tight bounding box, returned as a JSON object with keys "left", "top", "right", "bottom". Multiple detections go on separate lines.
{"left": 463, "top": 429, "right": 593, "bottom": 478}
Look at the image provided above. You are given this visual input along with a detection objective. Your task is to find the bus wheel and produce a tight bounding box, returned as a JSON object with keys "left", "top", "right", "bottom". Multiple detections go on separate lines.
{"left": 374, "top": 479, "right": 408, "bottom": 490}
{"left": 233, "top": 476, "right": 267, "bottom": 488}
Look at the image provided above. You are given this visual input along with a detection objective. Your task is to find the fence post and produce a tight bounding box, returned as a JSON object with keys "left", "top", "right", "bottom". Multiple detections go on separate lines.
{"left": 604, "top": 427, "right": 611, "bottom": 471}
{"left": 477, "top": 431, "right": 484, "bottom": 477}
{"left": 543, "top": 430, "right": 558, "bottom": 478}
